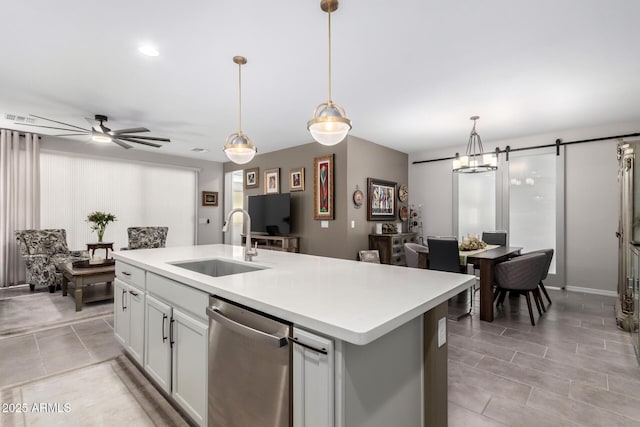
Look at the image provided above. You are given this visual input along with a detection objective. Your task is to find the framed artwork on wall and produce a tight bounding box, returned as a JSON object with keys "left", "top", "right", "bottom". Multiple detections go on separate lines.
{"left": 367, "top": 178, "right": 397, "bottom": 221}
{"left": 245, "top": 167, "right": 259, "bottom": 189}
{"left": 202, "top": 191, "right": 218, "bottom": 206}
{"left": 264, "top": 168, "right": 280, "bottom": 194}
{"left": 289, "top": 167, "right": 305, "bottom": 192}
{"left": 314, "top": 154, "right": 334, "bottom": 220}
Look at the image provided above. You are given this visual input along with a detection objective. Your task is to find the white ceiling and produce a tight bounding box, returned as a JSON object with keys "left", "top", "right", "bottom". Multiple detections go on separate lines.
{"left": 1, "top": 0, "right": 639, "bottom": 162}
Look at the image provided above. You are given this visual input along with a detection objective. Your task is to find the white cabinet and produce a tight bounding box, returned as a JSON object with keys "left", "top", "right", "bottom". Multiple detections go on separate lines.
{"left": 114, "top": 276, "right": 145, "bottom": 366}
{"left": 293, "top": 328, "right": 334, "bottom": 427}
{"left": 144, "top": 294, "right": 172, "bottom": 392}
{"left": 144, "top": 272, "right": 209, "bottom": 427}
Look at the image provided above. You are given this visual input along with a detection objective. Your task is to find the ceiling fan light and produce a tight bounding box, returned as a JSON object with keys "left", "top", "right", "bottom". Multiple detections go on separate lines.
{"left": 91, "top": 134, "right": 112, "bottom": 143}
{"left": 307, "top": 102, "right": 352, "bottom": 146}
{"left": 138, "top": 45, "right": 159, "bottom": 57}
{"left": 224, "top": 132, "right": 256, "bottom": 164}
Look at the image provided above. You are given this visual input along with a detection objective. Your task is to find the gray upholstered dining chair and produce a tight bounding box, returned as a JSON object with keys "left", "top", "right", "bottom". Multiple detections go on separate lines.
{"left": 403, "top": 242, "right": 426, "bottom": 268}
{"left": 122, "top": 226, "right": 168, "bottom": 250}
{"left": 358, "top": 250, "right": 380, "bottom": 263}
{"left": 523, "top": 248, "right": 554, "bottom": 306}
{"left": 482, "top": 231, "right": 507, "bottom": 246}
{"left": 493, "top": 252, "right": 547, "bottom": 326}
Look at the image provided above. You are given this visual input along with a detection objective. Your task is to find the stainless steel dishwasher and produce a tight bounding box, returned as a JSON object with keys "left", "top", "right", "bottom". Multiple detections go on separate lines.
{"left": 207, "top": 296, "right": 291, "bottom": 427}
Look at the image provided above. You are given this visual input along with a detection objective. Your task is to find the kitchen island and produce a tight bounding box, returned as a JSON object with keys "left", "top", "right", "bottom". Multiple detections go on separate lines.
{"left": 112, "top": 244, "right": 475, "bottom": 427}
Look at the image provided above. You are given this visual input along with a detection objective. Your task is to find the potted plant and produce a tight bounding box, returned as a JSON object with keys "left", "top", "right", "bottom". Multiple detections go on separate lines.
{"left": 87, "top": 211, "right": 117, "bottom": 242}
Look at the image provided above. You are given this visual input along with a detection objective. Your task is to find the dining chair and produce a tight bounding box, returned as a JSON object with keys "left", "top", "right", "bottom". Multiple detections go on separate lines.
{"left": 482, "top": 231, "right": 507, "bottom": 246}
{"left": 358, "top": 250, "right": 381, "bottom": 264}
{"left": 492, "top": 252, "right": 547, "bottom": 326}
{"left": 404, "top": 243, "right": 426, "bottom": 268}
{"left": 523, "top": 248, "right": 554, "bottom": 306}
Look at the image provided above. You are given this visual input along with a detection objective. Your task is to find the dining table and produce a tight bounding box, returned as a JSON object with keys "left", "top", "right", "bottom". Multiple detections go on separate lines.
{"left": 417, "top": 245, "right": 522, "bottom": 322}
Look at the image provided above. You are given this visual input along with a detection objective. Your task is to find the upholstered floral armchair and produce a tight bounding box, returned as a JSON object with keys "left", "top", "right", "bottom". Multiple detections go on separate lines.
{"left": 15, "top": 229, "right": 89, "bottom": 292}
{"left": 122, "top": 227, "right": 168, "bottom": 250}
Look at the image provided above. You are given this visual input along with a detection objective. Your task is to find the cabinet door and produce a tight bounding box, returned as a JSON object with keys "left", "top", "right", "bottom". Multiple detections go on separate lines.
{"left": 293, "top": 328, "right": 334, "bottom": 427}
{"left": 172, "top": 309, "right": 208, "bottom": 427}
{"left": 113, "top": 279, "right": 129, "bottom": 347}
{"left": 127, "top": 284, "right": 145, "bottom": 365}
{"left": 145, "top": 294, "right": 172, "bottom": 393}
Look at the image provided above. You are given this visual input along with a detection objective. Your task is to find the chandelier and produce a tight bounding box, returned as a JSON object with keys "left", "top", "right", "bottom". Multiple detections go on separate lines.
{"left": 452, "top": 116, "right": 497, "bottom": 173}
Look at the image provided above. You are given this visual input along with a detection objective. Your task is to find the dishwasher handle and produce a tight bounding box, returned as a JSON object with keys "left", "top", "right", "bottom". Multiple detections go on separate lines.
{"left": 207, "top": 307, "right": 288, "bottom": 348}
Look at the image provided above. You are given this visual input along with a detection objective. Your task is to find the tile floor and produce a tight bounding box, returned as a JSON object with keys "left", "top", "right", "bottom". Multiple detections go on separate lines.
{"left": 1, "top": 286, "right": 639, "bottom": 426}
{"left": 449, "top": 288, "right": 640, "bottom": 426}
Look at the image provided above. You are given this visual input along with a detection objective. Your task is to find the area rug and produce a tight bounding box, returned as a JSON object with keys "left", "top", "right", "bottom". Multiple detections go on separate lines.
{"left": 0, "top": 286, "right": 113, "bottom": 337}
{"left": 0, "top": 355, "right": 188, "bottom": 426}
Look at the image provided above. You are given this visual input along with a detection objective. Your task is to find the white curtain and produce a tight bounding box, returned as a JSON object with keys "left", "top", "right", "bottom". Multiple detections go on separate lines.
{"left": 0, "top": 130, "right": 40, "bottom": 287}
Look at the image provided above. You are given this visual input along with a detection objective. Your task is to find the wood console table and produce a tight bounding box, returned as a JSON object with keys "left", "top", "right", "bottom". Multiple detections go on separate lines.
{"left": 241, "top": 234, "right": 299, "bottom": 253}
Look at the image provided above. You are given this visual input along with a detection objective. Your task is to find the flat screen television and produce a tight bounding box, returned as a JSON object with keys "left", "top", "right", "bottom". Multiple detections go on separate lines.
{"left": 248, "top": 193, "right": 291, "bottom": 235}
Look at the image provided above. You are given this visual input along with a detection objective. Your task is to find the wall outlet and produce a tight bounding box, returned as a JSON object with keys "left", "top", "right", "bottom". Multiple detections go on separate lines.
{"left": 437, "top": 317, "right": 446, "bottom": 348}
{"left": 321, "top": 221, "right": 329, "bottom": 228}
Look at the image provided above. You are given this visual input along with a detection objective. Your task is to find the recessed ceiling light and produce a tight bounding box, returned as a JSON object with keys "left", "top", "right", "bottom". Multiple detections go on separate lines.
{"left": 138, "top": 45, "right": 159, "bottom": 57}
{"left": 191, "top": 148, "right": 209, "bottom": 153}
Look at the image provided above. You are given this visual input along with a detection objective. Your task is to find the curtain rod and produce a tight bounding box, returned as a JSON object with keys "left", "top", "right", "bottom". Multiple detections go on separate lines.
{"left": 0, "top": 127, "right": 42, "bottom": 139}
{"left": 412, "top": 132, "right": 640, "bottom": 165}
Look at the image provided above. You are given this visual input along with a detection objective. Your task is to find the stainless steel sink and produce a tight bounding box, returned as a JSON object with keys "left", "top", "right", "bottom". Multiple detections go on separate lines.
{"left": 170, "top": 258, "right": 266, "bottom": 277}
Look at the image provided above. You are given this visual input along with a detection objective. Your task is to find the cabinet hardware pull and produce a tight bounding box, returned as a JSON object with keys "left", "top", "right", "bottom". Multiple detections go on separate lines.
{"left": 122, "top": 289, "right": 127, "bottom": 311}
{"left": 122, "top": 271, "right": 131, "bottom": 276}
{"left": 162, "top": 314, "right": 168, "bottom": 343}
{"left": 169, "top": 318, "right": 175, "bottom": 348}
{"left": 129, "top": 290, "right": 139, "bottom": 297}
{"left": 290, "top": 336, "right": 328, "bottom": 355}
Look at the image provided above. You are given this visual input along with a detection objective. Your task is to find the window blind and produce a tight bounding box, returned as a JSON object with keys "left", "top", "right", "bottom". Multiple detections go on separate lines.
{"left": 40, "top": 152, "right": 196, "bottom": 252}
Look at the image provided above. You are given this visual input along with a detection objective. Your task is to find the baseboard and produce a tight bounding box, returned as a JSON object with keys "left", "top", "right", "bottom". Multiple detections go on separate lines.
{"left": 564, "top": 286, "right": 617, "bottom": 297}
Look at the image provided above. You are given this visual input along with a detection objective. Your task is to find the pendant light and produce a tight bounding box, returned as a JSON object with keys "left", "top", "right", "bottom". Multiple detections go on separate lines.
{"left": 307, "top": 0, "right": 352, "bottom": 146}
{"left": 452, "top": 116, "right": 497, "bottom": 173}
{"left": 224, "top": 56, "right": 257, "bottom": 164}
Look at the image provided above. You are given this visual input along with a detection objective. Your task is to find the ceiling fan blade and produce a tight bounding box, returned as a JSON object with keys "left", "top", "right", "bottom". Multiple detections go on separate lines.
{"left": 111, "top": 138, "right": 133, "bottom": 149}
{"left": 14, "top": 123, "right": 88, "bottom": 133}
{"left": 116, "top": 134, "right": 170, "bottom": 142}
{"left": 51, "top": 133, "right": 88, "bottom": 137}
{"left": 30, "top": 114, "right": 89, "bottom": 132}
{"left": 109, "top": 127, "right": 150, "bottom": 135}
{"left": 118, "top": 137, "right": 163, "bottom": 148}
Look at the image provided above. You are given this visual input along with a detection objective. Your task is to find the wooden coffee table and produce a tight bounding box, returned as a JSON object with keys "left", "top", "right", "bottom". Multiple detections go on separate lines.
{"left": 59, "top": 262, "right": 116, "bottom": 311}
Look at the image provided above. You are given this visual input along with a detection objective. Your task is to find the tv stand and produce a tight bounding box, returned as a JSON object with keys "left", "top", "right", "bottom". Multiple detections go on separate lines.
{"left": 242, "top": 234, "right": 299, "bottom": 253}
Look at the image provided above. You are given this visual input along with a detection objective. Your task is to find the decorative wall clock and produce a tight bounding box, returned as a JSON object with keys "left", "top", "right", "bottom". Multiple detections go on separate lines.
{"left": 353, "top": 187, "right": 364, "bottom": 208}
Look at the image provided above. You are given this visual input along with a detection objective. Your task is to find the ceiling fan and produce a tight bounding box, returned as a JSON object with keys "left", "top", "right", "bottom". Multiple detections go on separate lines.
{"left": 15, "top": 114, "right": 170, "bottom": 149}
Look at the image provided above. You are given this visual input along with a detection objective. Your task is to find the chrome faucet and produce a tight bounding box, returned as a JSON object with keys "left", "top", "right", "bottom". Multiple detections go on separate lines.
{"left": 222, "top": 208, "right": 258, "bottom": 261}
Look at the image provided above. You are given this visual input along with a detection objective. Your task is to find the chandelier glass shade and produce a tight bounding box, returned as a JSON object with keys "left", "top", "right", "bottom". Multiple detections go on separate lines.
{"left": 307, "top": 0, "right": 351, "bottom": 146}
{"left": 452, "top": 116, "right": 497, "bottom": 173}
{"left": 224, "top": 56, "right": 257, "bottom": 164}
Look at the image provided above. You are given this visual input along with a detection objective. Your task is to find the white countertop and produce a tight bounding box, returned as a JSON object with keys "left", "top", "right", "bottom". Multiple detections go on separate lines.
{"left": 112, "top": 244, "right": 475, "bottom": 345}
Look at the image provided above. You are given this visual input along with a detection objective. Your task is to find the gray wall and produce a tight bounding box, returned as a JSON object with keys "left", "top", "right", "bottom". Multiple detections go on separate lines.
{"left": 223, "top": 136, "right": 408, "bottom": 260}
{"left": 408, "top": 120, "right": 639, "bottom": 293}
{"left": 40, "top": 137, "right": 225, "bottom": 245}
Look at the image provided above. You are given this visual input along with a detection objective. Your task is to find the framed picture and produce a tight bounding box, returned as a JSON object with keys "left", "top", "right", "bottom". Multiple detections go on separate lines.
{"left": 264, "top": 168, "right": 280, "bottom": 194}
{"left": 202, "top": 191, "right": 218, "bottom": 206}
{"left": 290, "top": 167, "right": 305, "bottom": 192}
{"left": 367, "top": 178, "right": 397, "bottom": 221}
{"left": 314, "top": 154, "right": 334, "bottom": 220}
{"left": 245, "top": 167, "right": 259, "bottom": 189}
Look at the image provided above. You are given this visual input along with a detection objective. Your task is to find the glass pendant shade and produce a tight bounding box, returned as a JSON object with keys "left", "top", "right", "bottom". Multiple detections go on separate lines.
{"left": 224, "top": 55, "right": 257, "bottom": 164}
{"left": 307, "top": 101, "right": 352, "bottom": 146}
{"left": 452, "top": 116, "right": 497, "bottom": 173}
{"left": 224, "top": 132, "right": 256, "bottom": 164}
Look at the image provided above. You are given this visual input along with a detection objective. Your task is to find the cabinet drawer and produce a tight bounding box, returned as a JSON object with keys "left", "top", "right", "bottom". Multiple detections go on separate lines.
{"left": 403, "top": 236, "right": 417, "bottom": 244}
{"left": 391, "top": 245, "right": 403, "bottom": 255}
{"left": 147, "top": 272, "right": 209, "bottom": 321}
{"left": 116, "top": 262, "right": 145, "bottom": 289}
{"left": 391, "top": 255, "right": 405, "bottom": 265}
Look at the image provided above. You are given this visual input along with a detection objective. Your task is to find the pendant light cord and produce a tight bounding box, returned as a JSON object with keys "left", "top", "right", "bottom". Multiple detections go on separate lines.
{"left": 327, "top": 7, "right": 332, "bottom": 103}
{"left": 237, "top": 61, "right": 243, "bottom": 133}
